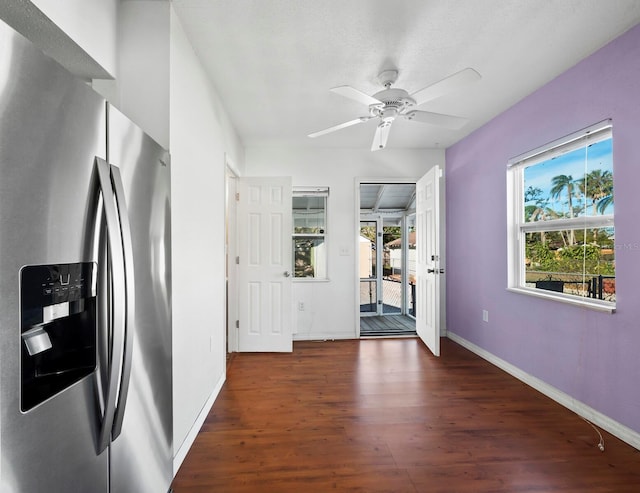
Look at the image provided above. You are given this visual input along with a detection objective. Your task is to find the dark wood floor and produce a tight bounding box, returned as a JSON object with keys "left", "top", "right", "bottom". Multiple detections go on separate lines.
{"left": 171, "top": 338, "right": 640, "bottom": 492}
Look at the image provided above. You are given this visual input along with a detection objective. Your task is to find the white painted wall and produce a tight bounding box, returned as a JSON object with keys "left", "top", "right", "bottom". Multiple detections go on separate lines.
{"left": 169, "top": 7, "right": 244, "bottom": 471}
{"left": 93, "top": 1, "right": 170, "bottom": 149}
{"left": 31, "top": 0, "right": 117, "bottom": 76}
{"left": 244, "top": 147, "right": 444, "bottom": 340}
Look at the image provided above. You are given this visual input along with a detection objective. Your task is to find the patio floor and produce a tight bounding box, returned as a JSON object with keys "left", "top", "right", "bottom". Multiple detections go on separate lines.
{"left": 360, "top": 314, "right": 416, "bottom": 337}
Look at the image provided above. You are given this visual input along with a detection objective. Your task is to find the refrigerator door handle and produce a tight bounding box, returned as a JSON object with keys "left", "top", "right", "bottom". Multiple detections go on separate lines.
{"left": 109, "top": 164, "right": 135, "bottom": 441}
{"left": 95, "top": 157, "right": 127, "bottom": 454}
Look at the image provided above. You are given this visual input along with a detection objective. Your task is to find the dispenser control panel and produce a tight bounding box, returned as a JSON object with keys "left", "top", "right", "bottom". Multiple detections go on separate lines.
{"left": 20, "top": 262, "right": 97, "bottom": 412}
{"left": 21, "top": 263, "right": 96, "bottom": 328}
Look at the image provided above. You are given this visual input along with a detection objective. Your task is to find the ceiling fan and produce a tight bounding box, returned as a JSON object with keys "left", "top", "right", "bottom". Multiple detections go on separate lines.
{"left": 308, "top": 68, "right": 481, "bottom": 151}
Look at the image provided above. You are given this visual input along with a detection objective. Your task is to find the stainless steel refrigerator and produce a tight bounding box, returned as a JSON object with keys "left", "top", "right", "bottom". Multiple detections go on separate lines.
{"left": 0, "top": 19, "right": 173, "bottom": 493}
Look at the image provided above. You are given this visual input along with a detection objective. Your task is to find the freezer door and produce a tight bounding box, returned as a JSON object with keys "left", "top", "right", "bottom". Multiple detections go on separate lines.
{"left": 0, "top": 21, "right": 108, "bottom": 493}
{"left": 106, "top": 106, "right": 173, "bottom": 493}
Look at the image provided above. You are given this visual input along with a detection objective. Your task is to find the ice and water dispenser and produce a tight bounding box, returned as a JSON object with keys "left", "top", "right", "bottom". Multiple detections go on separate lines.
{"left": 20, "top": 263, "right": 97, "bottom": 411}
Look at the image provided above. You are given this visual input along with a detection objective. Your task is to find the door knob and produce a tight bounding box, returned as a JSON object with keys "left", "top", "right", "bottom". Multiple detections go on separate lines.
{"left": 427, "top": 268, "right": 435, "bottom": 273}
{"left": 284, "top": 271, "right": 291, "bottom": 277}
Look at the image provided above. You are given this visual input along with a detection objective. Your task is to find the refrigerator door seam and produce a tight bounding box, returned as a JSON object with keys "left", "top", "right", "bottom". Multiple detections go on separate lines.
{"left": 109, "top": 164, "right": 136, "bottom": 441}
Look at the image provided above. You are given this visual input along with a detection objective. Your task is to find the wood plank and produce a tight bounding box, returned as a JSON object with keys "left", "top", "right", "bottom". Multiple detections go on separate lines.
{"left": 360, "top": 315, "right": 416, "bottom": 336}
{"left": 172, "top": 339, "right": 640, "bottom": 492}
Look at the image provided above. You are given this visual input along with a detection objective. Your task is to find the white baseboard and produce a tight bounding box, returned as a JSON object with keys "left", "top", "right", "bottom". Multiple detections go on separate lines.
{"left": 173, "top": 373, "right": 226, "bottom": 476}
{"left": 293, "top": 333, "right": 355, "bottom": 341}
{"left": 447, "top": 331, "right": 640, "bottom": 451}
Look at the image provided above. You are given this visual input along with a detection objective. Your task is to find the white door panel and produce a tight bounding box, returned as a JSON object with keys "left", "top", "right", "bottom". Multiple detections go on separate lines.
{"left": 238, "top": 177, "right": 292, "bottom": 352}
{"left": 416, "top": 166, "right": 440, "bottom": 356}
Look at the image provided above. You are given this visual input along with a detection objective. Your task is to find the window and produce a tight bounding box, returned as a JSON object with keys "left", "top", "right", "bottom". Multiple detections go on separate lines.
{"left": 507, "top": 121, "right": 615, "bottom": 310}
{"left": 292, "top": 187, "right": 328, "bottom": 279}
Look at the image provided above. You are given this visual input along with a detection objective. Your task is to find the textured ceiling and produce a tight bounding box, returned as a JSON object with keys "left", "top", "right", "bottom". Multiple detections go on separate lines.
{"left": 172, "top": 0, "right": 640, "bottom": 151}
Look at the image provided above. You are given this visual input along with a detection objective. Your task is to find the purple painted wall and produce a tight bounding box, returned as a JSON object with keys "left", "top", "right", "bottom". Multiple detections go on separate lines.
{"left": 446, "top": 24, "right": 640, "bottom": 434}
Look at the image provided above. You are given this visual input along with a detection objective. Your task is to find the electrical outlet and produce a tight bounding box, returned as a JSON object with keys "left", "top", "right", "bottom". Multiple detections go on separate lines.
{"left": 298, "top": 301, "right": 305, "bottom": 311}
{"left": 482, "top": 310, "right": 489, "bottom": 323}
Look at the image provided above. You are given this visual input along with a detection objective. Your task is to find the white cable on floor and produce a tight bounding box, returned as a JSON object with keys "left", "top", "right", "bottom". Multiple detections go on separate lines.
{"left": 582, "top": 417, "right": 605, "bottom": 452}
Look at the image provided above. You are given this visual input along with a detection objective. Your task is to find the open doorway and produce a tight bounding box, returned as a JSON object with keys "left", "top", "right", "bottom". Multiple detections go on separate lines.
{"left": 358, "top": 182, "right": 416, "bottom": 337}
{"left": 225, "top": 160, "right": 238, "bottom": 354}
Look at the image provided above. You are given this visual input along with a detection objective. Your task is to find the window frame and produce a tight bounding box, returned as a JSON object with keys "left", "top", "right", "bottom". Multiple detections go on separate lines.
{"left": 506, "top": 120, "right": 615, "bottom": 312}
{"left": 292, "top": 187, "right": 329, "bottom": 281}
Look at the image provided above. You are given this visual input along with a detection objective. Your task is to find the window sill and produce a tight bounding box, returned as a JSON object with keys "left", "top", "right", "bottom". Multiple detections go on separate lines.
{"left": 507, "top": 287, "right": 615, "bottom": 313}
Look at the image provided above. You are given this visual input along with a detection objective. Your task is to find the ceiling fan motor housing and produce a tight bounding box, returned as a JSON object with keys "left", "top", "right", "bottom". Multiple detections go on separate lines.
{"left": 370, "top": 88, "right": 416, "bottom": 120}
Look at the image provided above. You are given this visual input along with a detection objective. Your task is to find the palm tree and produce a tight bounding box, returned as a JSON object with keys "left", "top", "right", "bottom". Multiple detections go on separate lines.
{"left": 579, "top": 169, "right": 613, "bottom": 242}
{"left": 525, "top": 186, "right": 551, "bottom": 243}
{"left": 597, "top": 194, "right": 614, "bottom": 214}
{"left": 550, "top": 174, "right": 578, "bottom": 245}
{"left": 579, "top": 169, "right": 613, "bottom": 216}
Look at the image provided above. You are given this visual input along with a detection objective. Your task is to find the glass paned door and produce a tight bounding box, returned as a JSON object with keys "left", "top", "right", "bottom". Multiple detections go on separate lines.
{"left": 359, "top": 221, "right": 377, "bottom": 314}
{"left": 360, "top": 216, "right": 417, "bottom": 318}
{"left": 360, "top": 218, "right": 415, "bottom": 316}
{"left": 382, "top": 219, "right": 403, "bottom": 314}
{"left": 406, "top": 214, "right": 416, "bottom": 318}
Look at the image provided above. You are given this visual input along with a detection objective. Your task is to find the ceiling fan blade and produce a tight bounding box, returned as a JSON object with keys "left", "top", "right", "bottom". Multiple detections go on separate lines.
{"left": 403, "top": 110, "right": 469, "bottom": 130}
{"left": 371, "top": 122, "right": 392, "bottom": 151}
{"left": 410, "top": 68, "right": 481, "bottom": 106}
{"left": 308, "top": 116, "right": 372, "bottom": 138}
{"left": 330, "top": 86, "right": 383, "bottom": 106}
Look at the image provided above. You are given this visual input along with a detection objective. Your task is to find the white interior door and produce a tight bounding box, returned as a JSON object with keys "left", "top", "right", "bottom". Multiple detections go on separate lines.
{"left": 415, "top": 166, "right": 441, "bottom": 356}
{"left": 237, "top": 177, "right": 293, "bottom": 352}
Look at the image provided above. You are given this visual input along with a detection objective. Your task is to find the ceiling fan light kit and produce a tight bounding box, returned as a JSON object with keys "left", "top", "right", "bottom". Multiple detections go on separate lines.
{"left": 308, "top": 67, "right": 481, "bottom": 151}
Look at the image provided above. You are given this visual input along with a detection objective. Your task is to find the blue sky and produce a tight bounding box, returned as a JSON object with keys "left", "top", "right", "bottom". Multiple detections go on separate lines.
{"left": 524, "top": 138, "right": 613, "bottom": 216}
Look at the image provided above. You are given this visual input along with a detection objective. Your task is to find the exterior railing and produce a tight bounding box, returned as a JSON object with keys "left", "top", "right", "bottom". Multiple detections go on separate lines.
{"left": 359, "top": 277, "right": 416, "bottom": 315}
{"left": 526, "top": 271, "right": 615, "bottom": 302}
